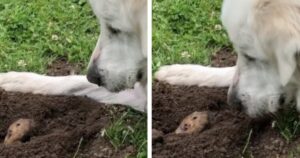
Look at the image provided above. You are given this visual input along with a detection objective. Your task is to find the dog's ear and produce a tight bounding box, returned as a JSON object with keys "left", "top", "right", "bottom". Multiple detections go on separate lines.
{"left": 276, "top": 43, "right": 299, "bottom": 86}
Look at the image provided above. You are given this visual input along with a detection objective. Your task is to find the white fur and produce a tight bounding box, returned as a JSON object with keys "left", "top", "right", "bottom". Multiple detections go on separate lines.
{"left": 224, "top": 0, "right": 300, "bottom": 117}
{"left": 0, "top": 72, "right": 146, "bottom": 112}
{"left": 155, "top": 65, "right": 235, "bottom": 87}
{"left": 87, "top": 0, "right": 147, "bottom": 91}
{"left": 155, "top": 0, "right": 300, "bottom": 117}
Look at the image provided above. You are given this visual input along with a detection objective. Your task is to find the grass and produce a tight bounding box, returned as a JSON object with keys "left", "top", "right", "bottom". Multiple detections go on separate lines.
{"left": 105, "top": 110, "right": 147, "bottom": 158}
{"left": 242, "top": 129, "right": 254, "bottom": 158}
{"left": 0, "top": 0, "right": 146, "bottom": 157}
{"left": 0, "top": 0, "right": 98, "bottom": 73}
{"left": 152, "top": 0, "right": 230, "bottom": 72}
{"left": 273, "top": 106, "right": 300, "bottom": 143}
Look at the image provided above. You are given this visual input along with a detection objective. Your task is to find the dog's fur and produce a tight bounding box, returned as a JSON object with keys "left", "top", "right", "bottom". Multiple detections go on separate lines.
{"left": 156, "top": 0, "right": 300, "bottom": 117}
{"left": 0, "top": 0, "right": 147, "bottom": 112}
{"left": 87, "top": 0, "right": 147, "bottom": 92}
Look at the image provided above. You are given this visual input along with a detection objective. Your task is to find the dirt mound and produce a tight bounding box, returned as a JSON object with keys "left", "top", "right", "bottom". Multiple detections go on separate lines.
{"left": 0, "top": 60, "right": 132, "bottom": 158}
{"left": 152, "top": 49, "right": 300, "bottom": 158}
{"left": 46, "top": 57, "right": 83, "bottom": 76}
{"left": 210, "top": 47, "right": 236, "bottom": 67}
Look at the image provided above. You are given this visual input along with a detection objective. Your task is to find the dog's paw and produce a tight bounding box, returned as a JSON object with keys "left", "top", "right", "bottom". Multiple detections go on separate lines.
{"left": 155, "top": 65, "right": 181, "bottom": 81}
{"left": 123, "top": 83, "right": 147, "bottom": 112}
{"left": 155, "top": 64, "right": 197, "bottom": 86}
{"left": 155, "top": 65, "right": 235, "bottom": 87}
{"left": 94, "top": 82, "right": 147, "bottom": 112}
{"left": 0, "top": 72, "right": 12, "bottom": 85}
{"left": 0, "top": 72, "right": 41, "bottom": 93}
{"left": 0, "top": 72, "right": 21, "bottom": 90}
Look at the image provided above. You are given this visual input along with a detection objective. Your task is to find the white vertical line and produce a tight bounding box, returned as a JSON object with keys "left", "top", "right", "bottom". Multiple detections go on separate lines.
{"left": 147, "top": 0, "right": 152, "bottom": 157}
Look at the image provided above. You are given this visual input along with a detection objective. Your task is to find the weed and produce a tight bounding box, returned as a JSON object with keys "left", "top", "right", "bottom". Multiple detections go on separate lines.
{"left": 105, "top": 110, "right": 147, "bottom": 158}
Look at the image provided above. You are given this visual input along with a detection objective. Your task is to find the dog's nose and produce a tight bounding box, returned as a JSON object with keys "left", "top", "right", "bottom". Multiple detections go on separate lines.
{"left": 87, "top": 66, "right": 103, "bottom": 86}
{"left": 227, "top": 90, "right": 242, "bottom": 111}
{"left": 279, "top": 94, "right": 286, "bottom": 105}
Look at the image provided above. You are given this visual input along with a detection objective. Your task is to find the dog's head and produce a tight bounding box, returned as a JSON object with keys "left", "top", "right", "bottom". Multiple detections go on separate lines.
{"left": 86, "top": 0, "right": 147, "bottom": 92}
{"left": 222, "top": 0, "right": 300, "bottom": 117}
{"left": 227, "top": 38, "right": 299, "bottom": 117}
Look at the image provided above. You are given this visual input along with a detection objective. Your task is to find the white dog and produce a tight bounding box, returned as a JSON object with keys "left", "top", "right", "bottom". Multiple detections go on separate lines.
{"left": 156, "top": 0, "right": 300, "bottom": 117}
{"left": 0, "top": 0, "right": 147, "bottom": 112}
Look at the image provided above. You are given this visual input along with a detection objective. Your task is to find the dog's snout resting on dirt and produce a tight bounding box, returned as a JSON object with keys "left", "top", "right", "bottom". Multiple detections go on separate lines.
{"left": 86, "top": 0, "right": 147, "bottom": 92}
{"left": 155, "top": 0, "right": 300, "bottom": 117}
{"left": 0, "top": 0, "right": 147, "bottom": 112}
{"left": 222, "top": 0, "right": 300, "bottom": 117}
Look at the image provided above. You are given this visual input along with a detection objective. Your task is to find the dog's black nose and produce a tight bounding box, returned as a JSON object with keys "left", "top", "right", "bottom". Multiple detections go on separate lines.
{"left": 279, "top": 94, "right": 286, "bottom": 105}
{"left": 227, "top": 91, "right": 243, "bottom": 111}
{"left": 87, "top": 66, "right": 103, "bottom": 86}
{"left": 136, "top": 69, "right": 144, "bottom": 81}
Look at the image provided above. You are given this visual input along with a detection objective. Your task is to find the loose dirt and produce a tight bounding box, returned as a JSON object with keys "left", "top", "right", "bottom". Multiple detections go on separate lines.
{"left": 46, "top": 57, "right": 83, "bottom": 76}
{"left": 152, "top": 49, "right": 300, "bottom": 158}
{"left": 0, "top": 60, "right": 134, "bottom": 158}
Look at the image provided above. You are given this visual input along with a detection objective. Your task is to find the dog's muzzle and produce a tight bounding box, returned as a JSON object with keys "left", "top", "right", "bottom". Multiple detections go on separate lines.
{"left": 227, "top": 90, "right": 243, "bottom": 111}
{"left": 87, "top": 65, "right": 103, "bottom": 87}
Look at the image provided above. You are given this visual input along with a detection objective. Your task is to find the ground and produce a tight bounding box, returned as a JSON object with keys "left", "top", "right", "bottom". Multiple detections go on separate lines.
{"left": 152, "top": 51, "right": 300, "bottom": 157}
{"left": 0, "top": 0, "right": 146, "bottom": 157}
{"left": 153, "top": 0, "right": 300, "bottom": 157}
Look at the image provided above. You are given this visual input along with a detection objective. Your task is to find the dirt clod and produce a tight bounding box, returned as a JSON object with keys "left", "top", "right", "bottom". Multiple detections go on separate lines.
{"left": 152, "top": 129, "right": 164, "bottom": 144}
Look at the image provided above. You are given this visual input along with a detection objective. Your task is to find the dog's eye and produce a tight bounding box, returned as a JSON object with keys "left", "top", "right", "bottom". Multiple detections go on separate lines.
{"left": 107, "top": 25, "right": 121, "bottom": 35}
{"left": 243, "top": 54, "right": 256, "bottom": 62}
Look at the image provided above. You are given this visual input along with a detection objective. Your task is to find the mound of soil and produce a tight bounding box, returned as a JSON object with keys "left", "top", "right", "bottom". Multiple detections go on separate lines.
{"left": 152, "top": 49, "right": 300, "bottom": 158}
{"left": 46, "top": 57, "right": 83, "bottom": 76}
{"left": 0, "top": 60, "right": 133, "bottom": 158}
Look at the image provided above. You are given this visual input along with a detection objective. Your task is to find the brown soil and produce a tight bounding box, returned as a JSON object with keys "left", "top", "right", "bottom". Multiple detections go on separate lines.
{"left": 0, "top": 60, "right": 133, "bottom": 158}
{"left": 46, "top": 57, "right": 83, "bottom": 76}
{"left": 210, "top": 47, "right": 236, "bottom": 67}
{"left": 152, "top": 49, "right": 300, "bottom": 158}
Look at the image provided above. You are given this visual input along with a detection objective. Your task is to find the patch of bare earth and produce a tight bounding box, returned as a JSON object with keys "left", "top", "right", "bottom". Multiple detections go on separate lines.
{"left": 0, "top": 59, "right": 135, "bottom": 158}
{"left": 153, "top": 49, "right": 300, "bottom": 158}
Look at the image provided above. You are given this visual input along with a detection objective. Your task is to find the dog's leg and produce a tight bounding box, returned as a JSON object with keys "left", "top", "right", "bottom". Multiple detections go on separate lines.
{"left": 155, "top": 64, "right": 236, "bottom": 87}
{"left": 85, "top": 82, "right": 147, "bottom": 112}
{"left": 0, "top": 72, "right": 146, "bottom": 112}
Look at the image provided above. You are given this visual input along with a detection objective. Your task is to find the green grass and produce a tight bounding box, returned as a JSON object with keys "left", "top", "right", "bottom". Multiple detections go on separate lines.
{"left": 273, "top": 106, "right": 300, "bottom": 143}
{"left": 105, "top": 110, "right": 147, "bottom": 158}
{"left": 0, "top": 0, "right": 98, "bottom": 73}
{"left": 241, "top": 129, "right": 254, "bottom": 158}
{"left": 152, "top": 0, "right": 230, "bottom": 72}
{"left": 0, "top": 0, "right": 146, "bottom": 157}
